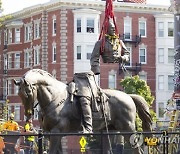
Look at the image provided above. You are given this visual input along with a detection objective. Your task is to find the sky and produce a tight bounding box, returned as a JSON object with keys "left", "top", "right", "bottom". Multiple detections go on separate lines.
{"left": 1, "top": 0, "right": 171, "bottom": 15}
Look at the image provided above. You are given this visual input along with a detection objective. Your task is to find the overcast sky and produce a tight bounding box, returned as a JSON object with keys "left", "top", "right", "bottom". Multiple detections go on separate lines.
{"left": 1, "top": 0, "right": 171, "bottom": 15}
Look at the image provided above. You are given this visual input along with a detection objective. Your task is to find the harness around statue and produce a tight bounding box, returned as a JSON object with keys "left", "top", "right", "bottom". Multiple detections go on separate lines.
{"left": 68, "top": 72, "right": 110, "bottom": 121}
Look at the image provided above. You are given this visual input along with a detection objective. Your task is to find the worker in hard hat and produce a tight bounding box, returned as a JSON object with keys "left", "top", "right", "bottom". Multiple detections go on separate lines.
{"left": 0, "top": 131, "right": 5, "bottom": 154}
{"left": 3, "top": 113, "right": 19, "bottom": 131}
{"left": 24, "top": 117, "right": 37, "bottom": 154}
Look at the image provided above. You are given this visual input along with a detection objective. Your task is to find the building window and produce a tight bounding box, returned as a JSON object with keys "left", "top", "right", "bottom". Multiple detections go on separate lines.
{"left": 14, "top": 105, "right": 20, "bottom": 120}
{"left": 168, "top": 75, "right": 174, "bottom": 90}
{"left": 25, "top": 25, "right": 32, "bottom": 41}
{"left": 4, "top": 30, "right": 8, "bottom": 45}
{"left": 34, "top": 48, "right": 40, "bottom": 65}
{"left": 8, "top": 29, "right": 12, "bottom": 44}
{"left": 8, "top": 80, "right": 12, "bottom": 95}
{"left": 3, "top": 80, "right": 7, "bottom": 97}
{"left": 34, "top": 21, "right": 40, "bottom": 39}
{"left": 86, "top": 45, "right": 93, "bottom": 60}
{"left": 3, "top": 55, "right": 7, "bottom": 71}
{"left": 52, "top": 45, "right": 56, "bottom": 62}
{"left": 158, "top": 48, "right": 164, "bottom": 63}
{"left": 87, "top": 19, "right": 94, "bottom": 33}
{"left": 168, "top": 22, "right": 174, "bottom": 37}
{"left": 108, "top": 73, "right": 116, "bottom": 89}
{"left": 158, "top": 22, "right": 164, "bottom": 37}
{"left": 139, "top": 74, "right": 147, "bottom": 81}
{"left": 77, "top": 18, "right": 81, "bottom": 33}
{"left": 168, "top": 48, "right": 174, "bottom": 63}
{"left": 158, "top": 102, "right": 164, "bottom": 118}
{"left": 8, "top": 106, "right": 12, "bottom": 117}
{"left": 139, "top": 48, "right": 146, "bottom": 64}
{"left": 0, "top": 30, "right": 1, "bottom": 45}
{"left": 125, "top": 47, "right": 132, "bottom": 66}
{"left": 124, "top": 18, "right": 131, "bottom": 40}
{"left": 53, "top": 18, "right": 56, "bottom": 35}
{"left": 14, "top": 53, "right": 20, "bottom": 68}
{"left": 77, "top": 46, "right": 81, "bottom": 60}
{"left": 34, "top": 103, "right": 39, "bottom": 120}
{"left": 14, "top": 79, "right": 20, "bottom": 95}
{"left": 158, "top": 75, "right": 164, "bottom": 90}
{"left": 139, "top": 21, "right": 146, "bottom": 37}
{"left": 7, "top": 54, "right": 12, "bottom": 69}
{"left": 24, "top": 50, "right": 32, "bottom": 68}
{"left": 15, "top": 28, "right": 20, "bottom": 43}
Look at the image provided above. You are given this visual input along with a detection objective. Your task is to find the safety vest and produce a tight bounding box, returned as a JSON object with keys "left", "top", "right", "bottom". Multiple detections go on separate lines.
{"left": 3, "top": 120, "right": 19, "bottom": 131}
{"left": 24, "top": 123, "right": 35, "bottom": 142}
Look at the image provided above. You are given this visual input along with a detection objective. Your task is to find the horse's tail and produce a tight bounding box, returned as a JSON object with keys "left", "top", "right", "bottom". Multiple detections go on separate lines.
{"left": 129, "top": 94, "right": 152, "bottom": 132}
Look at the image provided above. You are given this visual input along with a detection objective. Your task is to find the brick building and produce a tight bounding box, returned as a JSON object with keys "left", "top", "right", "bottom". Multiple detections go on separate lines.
{"left": 0, "top": 0, "right": 170, "bottom": 132}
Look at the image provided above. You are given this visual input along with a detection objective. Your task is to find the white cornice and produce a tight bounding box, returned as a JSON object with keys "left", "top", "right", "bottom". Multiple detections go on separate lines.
{"left": 154, "top": 13, "right": 174, "bottom": 18}
{"left": 72, "top": 8, "right": 101, "bottom": 15}
{"left": 6, "top": 0, "right": 170, "bottom": 20}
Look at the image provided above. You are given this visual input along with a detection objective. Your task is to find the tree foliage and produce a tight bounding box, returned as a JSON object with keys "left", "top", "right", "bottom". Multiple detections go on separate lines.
{"left": 120, "top": 75, "right": 154, "bottom": 105}
{"left": 0, "top": 0, "right": 12, "bottom": 28}
{"left": 120, "top": 75, "right": 156, "bottom": 131}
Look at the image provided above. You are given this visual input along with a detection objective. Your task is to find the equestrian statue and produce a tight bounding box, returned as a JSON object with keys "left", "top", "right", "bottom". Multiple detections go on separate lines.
{"left": 14, "top": 68, "right": 152, "bottom": 154}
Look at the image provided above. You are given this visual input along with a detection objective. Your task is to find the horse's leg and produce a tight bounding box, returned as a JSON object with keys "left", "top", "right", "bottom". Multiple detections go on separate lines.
{"left": 57, "top": 137, "right": 63, "bottom": 154}
{"left": 48, "top": 136, "right": 62, "bottom": 154}
{"left": 48, "top": 128, "right": 62, "bottom": 154}
{"left": 114, "top": 119, "right": 143, "bottom": 154}
{"left": 122, "top": 125, "right": 144, "bottom": 154}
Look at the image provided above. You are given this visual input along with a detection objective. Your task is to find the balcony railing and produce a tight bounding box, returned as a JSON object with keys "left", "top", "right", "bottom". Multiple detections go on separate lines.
{"left": 4, "top": 44, "right": 7, "bottom": 50}
{"left": 119, "top": 34, "right": 141, "bottom": 47}
{"left": 119, "top": 62, "right": 141, "bottom": 75}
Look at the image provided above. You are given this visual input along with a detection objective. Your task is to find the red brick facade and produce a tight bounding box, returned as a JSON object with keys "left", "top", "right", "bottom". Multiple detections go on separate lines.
{"left": 0, "top": 1, "right": 170, "bottom": 153}
{"left": 0, "top": 0, "right": 168, "bottom": 128}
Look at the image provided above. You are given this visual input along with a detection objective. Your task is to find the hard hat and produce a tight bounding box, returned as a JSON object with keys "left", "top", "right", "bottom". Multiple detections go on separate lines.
{"left": 10, "top": 113, "right": 14, "bottom": 118}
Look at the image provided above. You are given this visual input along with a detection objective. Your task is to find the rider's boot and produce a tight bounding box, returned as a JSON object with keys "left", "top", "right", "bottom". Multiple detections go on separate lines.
{"left": 79, "top": 97, "right": 93, "bottom": 133}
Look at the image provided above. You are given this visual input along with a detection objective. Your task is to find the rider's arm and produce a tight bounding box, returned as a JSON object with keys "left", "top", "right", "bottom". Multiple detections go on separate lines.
{"left": 90, "top": 40, "right": 101, "bottom": 75}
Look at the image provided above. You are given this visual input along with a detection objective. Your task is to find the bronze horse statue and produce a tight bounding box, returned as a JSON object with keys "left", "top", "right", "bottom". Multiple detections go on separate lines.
{"left": 14, "top": 69, "right": 152, "bottom": 154}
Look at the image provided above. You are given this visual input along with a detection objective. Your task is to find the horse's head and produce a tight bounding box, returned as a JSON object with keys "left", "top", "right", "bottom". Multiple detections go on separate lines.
{"left": 14, "top": 78, "right": 37, "bottom": 119}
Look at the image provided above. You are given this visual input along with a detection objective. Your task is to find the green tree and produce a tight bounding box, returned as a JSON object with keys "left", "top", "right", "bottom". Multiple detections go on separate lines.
{"left": 0, "top": 0, "right": 12, "bottom": 28}
{"left": 120, "top": 75, "right": 156, "bottom": 131}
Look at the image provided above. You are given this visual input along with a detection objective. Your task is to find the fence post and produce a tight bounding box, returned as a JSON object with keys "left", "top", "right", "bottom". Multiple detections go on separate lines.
{"left": 163, "top": 131, "right": 166, "bottom": 154}
{"left": 163, "top": 131, "right": 168, "bottom": 154}
{"left": 38, "top": 130, "right": 43, "bottom": 154}
{"left": 166, "top": 131, "right": 168, "bottom": 154}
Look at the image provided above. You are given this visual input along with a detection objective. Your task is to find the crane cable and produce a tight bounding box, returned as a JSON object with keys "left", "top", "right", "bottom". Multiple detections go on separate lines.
{"left": 99, "top": 1, "right": 120, "bottom": 153}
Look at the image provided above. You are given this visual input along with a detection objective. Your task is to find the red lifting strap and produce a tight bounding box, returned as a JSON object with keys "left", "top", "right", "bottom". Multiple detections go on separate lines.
{"left": 99, "top": 0, "right": 119, "bottom": 54}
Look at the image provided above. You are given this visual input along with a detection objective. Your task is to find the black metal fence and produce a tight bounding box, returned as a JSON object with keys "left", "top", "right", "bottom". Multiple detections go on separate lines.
{"left": 1, "top": 131, "right": 180, "bottom": 154}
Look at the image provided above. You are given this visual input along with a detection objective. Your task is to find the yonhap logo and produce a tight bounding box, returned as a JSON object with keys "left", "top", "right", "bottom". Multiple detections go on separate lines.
{"left": 129, "top": 133, "right": 144, "bottom": 148}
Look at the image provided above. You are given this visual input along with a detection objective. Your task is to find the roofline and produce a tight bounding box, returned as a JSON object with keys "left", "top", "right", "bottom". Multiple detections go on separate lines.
{"left": 6, "top": 0, "right": 170, "bottom": 19}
